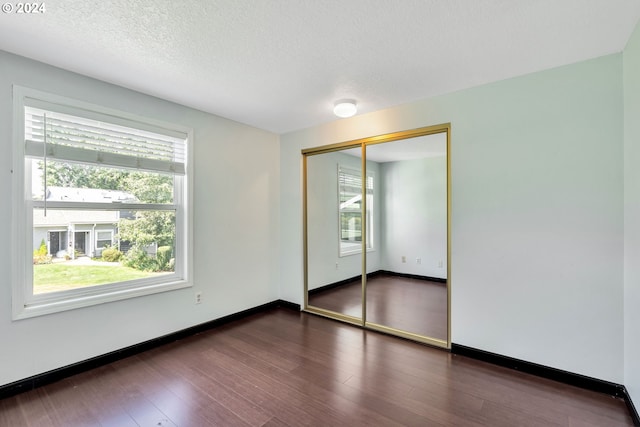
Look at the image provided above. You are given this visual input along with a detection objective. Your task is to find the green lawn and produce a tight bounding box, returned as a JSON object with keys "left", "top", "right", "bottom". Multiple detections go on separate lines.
{"left": 34, "top": 263, "right": 157, "bottom": 294}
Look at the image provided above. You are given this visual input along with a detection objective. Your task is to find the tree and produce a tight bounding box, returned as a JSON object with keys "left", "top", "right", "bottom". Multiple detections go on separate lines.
{"left": 44, "top": 161, "right": 126, "bottom": 191}
{"left": 118, "top": 211, "right": 175, "bottom": 248}
{"left": 123, "top": 172, "right": 173, "bottom": 204}
{"left": 118, "top": 172, "right": 175, "bottom": 250}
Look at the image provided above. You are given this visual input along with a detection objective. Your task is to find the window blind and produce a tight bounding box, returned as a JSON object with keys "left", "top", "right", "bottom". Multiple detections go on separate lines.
{"left": 338, "top": 166, "right": 373, "bottom": 210}
{"left": 24, "top": 100, "right": 187, "bottom": 175}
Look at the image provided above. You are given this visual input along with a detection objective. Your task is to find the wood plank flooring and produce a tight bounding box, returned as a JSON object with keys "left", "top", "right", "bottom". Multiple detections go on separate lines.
{"left": 308, "top": 273, "right": 448, "bottom": 340}
{"left": 0, "top": 308, "right": 633, "bottom": 426}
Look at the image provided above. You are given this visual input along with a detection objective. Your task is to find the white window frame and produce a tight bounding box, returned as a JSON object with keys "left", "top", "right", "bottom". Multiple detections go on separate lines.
{"left": 338, "top": 165, "right": 374, "bottom": 257}
{"left": 11, "top": 86, "right": 194, "bottom": 320}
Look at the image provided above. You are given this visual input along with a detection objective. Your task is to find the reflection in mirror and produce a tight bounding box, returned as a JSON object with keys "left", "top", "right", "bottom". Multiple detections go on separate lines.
{"left": 305, "top": 147, "right": 367, "bottom": 320}
{"left": 303, "top": 124, "right": 450, "bottom": 346}
{"left": 365, "top": 134, "right": 448, "bottom": 340}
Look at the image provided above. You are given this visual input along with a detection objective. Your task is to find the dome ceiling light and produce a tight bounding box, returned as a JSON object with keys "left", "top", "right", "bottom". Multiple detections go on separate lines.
{"left": 333, "top": 99, "right": 357, "bottom": 118}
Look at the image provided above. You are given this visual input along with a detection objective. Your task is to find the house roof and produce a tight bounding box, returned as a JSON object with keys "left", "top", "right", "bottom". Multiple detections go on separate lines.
{"left": 33, "top": 209, "right": 120, "bottom": 228}
{"left": 45, "top": 187, "right": 137, "bottom": 204}
{"left": 33, "top": 187, "right": 136, "bottom": 227}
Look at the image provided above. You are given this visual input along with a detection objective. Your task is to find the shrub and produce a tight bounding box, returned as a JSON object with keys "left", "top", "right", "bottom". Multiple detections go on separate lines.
{"left": 123, "top": 245, "right": 157, "bottom": 271}
{"left": 34, "top": 239, "right": 47, "bottom": 257}
{"left": 156, "top": 246, "right": 172, "bottom": 271}
{"left": 33, "top": 254, "right": 52, "bottom": 265}
{"left": 33, "top": 239, "right": 51, "bottom": 264}
{"left": 101, "top": 247, "right": 123, "bottom": 262}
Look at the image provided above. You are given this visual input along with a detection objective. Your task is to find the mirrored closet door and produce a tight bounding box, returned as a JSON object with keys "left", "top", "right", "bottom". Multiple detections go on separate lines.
{"left": 304, "top": 145, "right": 364, "bottom": 324}
{"left": 303, "top": 124, "right": 450, "bottom": 347}
{"left": 364, "top": 134, "right": 448, "bottom": 345}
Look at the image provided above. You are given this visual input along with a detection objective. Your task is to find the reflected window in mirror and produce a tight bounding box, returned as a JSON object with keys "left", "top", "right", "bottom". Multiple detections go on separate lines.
{"left": 338, "top": 165, "right": 373, "bottom": 256}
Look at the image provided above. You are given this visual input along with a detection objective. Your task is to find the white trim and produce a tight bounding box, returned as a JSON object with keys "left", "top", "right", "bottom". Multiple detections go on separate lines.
{"left": 12, "top": 85, "right": 194, "bottom": 320}
{"left": 12, "top": 86, "right": 28, "bottom": 319}
{"left": 32, "top": 201, "right": 176, "bottom": 211}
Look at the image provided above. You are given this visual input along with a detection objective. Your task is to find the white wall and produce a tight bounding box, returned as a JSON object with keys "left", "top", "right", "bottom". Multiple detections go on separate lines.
{"left": 280, "top": 54, "right": 624, "bottom": 383}
{"left": 380, "top": 156, "right": 447, "bottom": 278}
{"left": 0, "top": 51, "right": 280, "bottom": 387}
{"left": 624, "top": 20, "right": 640, "bottom": 407}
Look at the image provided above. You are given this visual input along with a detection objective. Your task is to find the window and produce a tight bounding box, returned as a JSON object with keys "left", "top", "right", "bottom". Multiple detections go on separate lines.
{"left": 96, "top": 231, "right": 113, "bottom": 250}
{"left": 338, "top": 166, "right": 373, "bottom": 256}
{"left": 12, "top": 86, "right": 192, "bottom": 319}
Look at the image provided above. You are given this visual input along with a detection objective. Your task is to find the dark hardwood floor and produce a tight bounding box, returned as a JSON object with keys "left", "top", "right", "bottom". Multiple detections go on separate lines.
{"left": 0, "top": 308, "right": 633, "bottom": 426}
{"left": 308, "top": 273, "right": 447, "bottom": 340}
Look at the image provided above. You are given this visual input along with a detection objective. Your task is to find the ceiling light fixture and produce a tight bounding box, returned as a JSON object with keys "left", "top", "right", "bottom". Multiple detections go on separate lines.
{"left": 333, "top": 99, "right": 357, "bottom": 118}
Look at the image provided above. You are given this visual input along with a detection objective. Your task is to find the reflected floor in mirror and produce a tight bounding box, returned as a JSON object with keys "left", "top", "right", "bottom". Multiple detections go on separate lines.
{"left": 0, "top": 308, "right": 633, "bottom": 426}
{"left": 308, "top": 273, "right": 447, "bottom": 340}
{"left": 308, "top": 277, "right": 363, "bottom": 318}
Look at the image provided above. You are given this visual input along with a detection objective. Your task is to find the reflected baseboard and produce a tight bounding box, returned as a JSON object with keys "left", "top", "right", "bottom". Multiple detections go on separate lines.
{"left": 309, "top": 270, "right": 446, "bottom": 296}
{"left": 378, "top": 270, "right": 446, "bottom": 284}
{"left": 308, "top": 274, "right": 362, "bottom": 295}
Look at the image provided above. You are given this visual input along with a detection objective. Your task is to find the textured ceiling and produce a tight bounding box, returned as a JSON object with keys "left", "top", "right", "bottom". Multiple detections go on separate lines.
{"left": 1, "top": 1, "right": 639, "bottom": 134}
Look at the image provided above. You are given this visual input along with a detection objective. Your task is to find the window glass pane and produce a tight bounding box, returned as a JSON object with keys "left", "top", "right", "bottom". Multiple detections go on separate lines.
{"left": 96, "top": 230, "right": 112, "bottom": 249}
{"left": 340, "top": 212, "right": 362, "bottom": 241}
{"left": 96, "top": 240, "right": 111, "bottom": 248}
{"left": 30, "top": 159, "right": 174, "bottom": 204}
{"left": 33, "top": 208, "right": 175, "bottom": 295}
{"left": 96, "top": 231, "right": 112, "bottom": 240}
{"left": 340, "top": 194, "right": 362, "bottom": 210}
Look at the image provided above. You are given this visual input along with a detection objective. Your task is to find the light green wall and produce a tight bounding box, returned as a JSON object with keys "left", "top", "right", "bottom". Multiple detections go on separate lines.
{"left": 380, "top": 156, "right": 447, "bottom": 278}
{"left": 281, "top": 53, "right": 624, "bottom": 383}
{"left": 448, "top": 55, "right": 623, "bottom": 383}
{"left": 624, "top": 19, "right": 640, "bottom": 407}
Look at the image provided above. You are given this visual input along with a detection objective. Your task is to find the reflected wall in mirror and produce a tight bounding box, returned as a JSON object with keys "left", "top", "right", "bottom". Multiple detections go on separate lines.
{"left": 365, "top": 134, "right": 448, "bottom": 341}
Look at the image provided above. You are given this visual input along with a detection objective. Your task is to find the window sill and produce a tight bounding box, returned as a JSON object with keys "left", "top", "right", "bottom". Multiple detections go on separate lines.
{"left": 339, "top": 245, "right": 375, "bottom": 257}
{"left": 13, "top": 279, "right": 191, "bottom": 320}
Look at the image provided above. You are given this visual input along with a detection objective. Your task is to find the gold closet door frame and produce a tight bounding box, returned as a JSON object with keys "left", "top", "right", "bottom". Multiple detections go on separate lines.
{"left": 302, "top": 123, "right": 451, "bottom": 349}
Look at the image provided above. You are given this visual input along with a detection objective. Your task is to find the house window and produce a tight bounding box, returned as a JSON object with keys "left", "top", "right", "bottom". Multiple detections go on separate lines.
{"left": 12, "top": 86, "right": 192, "bottom": 319}
{"left": 338, "top": 166, "right": 373, "bottom": 256}
{"left": 96, "top": 231, "right": 113, "bottom": 250}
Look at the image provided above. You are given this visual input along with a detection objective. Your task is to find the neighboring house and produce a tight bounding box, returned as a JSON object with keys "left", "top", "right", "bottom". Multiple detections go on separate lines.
{"left": 33, "top": 187, "right": 137, "bottom": 258}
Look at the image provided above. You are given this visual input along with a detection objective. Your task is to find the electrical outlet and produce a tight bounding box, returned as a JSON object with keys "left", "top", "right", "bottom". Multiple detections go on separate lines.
{"left": 335, "top": 262, "right": 339, "bottom": 270}
{"left": 195, "top": 292, "right": 202, "bottom": 304}
{"left": 438, "top": 260, "right": 444, "bottom": 268}
{"left": 416, "top": 258, "right": 422, "bottom": 264}
{"left": 401, "top": 256, "right": 406, "bottom": 263}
